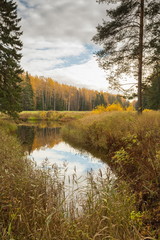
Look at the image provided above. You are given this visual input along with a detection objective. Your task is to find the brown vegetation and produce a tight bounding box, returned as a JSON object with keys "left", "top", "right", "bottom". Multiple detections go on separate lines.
{"left": 62, "top": 111, "right": 160, "bottom": 238}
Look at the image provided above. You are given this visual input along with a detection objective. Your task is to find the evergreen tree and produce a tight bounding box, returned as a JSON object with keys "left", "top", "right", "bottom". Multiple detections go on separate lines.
{"left": 143, "top": 69, "right": 160, "bottom": 110}
{"left": 21, "top": 73, "right": 34, "bottom": 111}
{"left": 0, "top": 0, "right": 23, "bottom": 117}
{"left": 95, "top": 93, "right": 106, "bottom": 107}
{"left": 93, "top": 0, "right": 160, "bottom": 113}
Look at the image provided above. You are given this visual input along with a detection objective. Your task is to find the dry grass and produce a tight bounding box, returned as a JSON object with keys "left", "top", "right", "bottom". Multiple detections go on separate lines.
{"left": 62, "top": 111, "right": 160, "bottom": 238}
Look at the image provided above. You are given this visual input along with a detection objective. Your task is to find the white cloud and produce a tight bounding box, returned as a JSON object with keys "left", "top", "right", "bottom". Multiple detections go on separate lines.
{"left": 49, "top": 57, "right": 109, "bottom": 90}
{"left": 17, "top": 0, "right": 107, "bottom": 42}
{"left": 16, "top": 0, "right": 110, "bottom": 90}
{"left": 21, "top": 39, "right": 87, "bottom": 63}
{"left": 29, "top": 141, "right": 105, "bottom": 178}
{"left": 21, "top": 39, "right": 88, "bottom": 76}
{"left": 23, "top": 54, "right": 108, "bottom": 90}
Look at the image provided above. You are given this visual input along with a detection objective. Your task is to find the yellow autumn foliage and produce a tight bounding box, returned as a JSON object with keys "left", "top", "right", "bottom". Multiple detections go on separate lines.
{"left": 92, "top": 105, "right": 107, "bottom": 113}
{"left": 106, "top": 103, "right": 124, "bottom": 111}
{"left": 93, "top": 103, "right": 135, "bottom": 113}
{"left": 126, "top": 104, "right": 135, "bottom": 112}
{"left": 143, "top": 109, "right": 153, "bottom": 112}
{"left": 93, "top": 103, "right": 124, "bottom": 113}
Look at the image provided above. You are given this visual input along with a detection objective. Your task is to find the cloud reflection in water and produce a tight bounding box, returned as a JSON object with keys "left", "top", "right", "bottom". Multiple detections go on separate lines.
{"left": 29, "top": 141, "right": 106, "bottom": 177}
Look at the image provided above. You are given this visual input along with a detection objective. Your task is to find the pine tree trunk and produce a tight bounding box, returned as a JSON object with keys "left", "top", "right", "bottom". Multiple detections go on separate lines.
{"left": 138, "top": 0, "right": 144, "bottom": 114}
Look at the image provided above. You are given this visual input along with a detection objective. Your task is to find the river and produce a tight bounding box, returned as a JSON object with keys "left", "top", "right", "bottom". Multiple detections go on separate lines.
{"left": 17, "top": 122, "right": 109, "bottom": 180}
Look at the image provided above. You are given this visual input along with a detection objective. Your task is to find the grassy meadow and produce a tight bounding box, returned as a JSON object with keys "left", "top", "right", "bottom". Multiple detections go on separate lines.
{"left": 19, "top": 110, "right": 90, "bottom": 122}
{"left": 0, "top": 110, "right": 160, "bottom": 239}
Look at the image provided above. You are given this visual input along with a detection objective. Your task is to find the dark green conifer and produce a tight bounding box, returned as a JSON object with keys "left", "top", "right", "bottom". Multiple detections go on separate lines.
{"left": 0, "top": 0, "right": 23, "bottom": 117}
{"left": 21, "top": 72, "right": 34, "bottom": 111}
{"left": 143, "top": 68, "right": 160, "bottom": 110}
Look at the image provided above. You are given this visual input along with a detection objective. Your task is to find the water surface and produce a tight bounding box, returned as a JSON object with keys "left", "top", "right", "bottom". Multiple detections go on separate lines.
{"left": 17, "top": 123, "right": 108, "bottom": 178}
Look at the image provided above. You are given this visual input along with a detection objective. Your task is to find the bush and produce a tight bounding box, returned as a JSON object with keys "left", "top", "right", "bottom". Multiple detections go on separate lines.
{"left": 93, "top": 103, "right": 133, "bottom": 113}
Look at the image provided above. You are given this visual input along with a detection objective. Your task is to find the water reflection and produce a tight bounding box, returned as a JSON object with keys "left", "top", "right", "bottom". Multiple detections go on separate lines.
{"left": 17, "top": 124, "right": 61, "bottom": 153}
{"left": 30, "top": 141, "right": 104, "bottom": 177}
{"left": 17, "top": 123, "right": 106, "bottom": 177}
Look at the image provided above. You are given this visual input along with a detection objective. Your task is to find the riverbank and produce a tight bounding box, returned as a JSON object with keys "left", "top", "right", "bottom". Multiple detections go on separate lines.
{"left": 62, "top": 111, "right": 160, "bottom": 238}
{"left": 19, "top": 110, "right": 90, "bottom": 122}
{"left": 0, "top": 120, "right": 149, "bottom": 240}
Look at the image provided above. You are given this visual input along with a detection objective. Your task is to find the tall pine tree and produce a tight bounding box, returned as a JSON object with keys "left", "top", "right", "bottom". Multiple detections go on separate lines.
{"left": 0, "top": 0, "right": 23, "bottom": 117}
{"left": 93, "top": 0, "right": 160, "bottom": 113}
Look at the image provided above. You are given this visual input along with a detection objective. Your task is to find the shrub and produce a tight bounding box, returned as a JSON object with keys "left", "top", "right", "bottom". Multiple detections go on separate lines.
{"left": 106, "top": 103, "right": 124, "bottom": 111}
{"left": 93, "top": 103, "right": 124, "bottom": 113}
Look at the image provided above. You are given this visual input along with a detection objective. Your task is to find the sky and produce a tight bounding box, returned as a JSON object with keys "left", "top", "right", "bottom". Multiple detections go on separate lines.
{"left": 16, "top": 0, "right": 110, "bottom": 91}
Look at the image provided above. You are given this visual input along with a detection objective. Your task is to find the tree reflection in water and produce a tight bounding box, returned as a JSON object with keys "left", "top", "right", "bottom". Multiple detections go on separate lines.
{"left": 17, "top": 123, "right": 61, "bottom": 154}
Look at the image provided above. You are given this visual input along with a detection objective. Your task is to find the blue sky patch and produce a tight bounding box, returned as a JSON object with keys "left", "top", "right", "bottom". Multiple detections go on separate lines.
{"left": 54, "top": 44, "right": 99, "bottom": 69}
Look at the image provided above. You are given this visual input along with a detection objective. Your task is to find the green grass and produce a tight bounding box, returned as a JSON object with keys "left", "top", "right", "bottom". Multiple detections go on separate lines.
{"left": 62, "top": 111, "right": 160, "bottom": 238}
{"left": 0, "top": 121, "right": 150, "bottom": 240}
{"left": 0, "top": 119, "right": 17, "bottom": 134}
{"left": 19, "top": 111, "right": 90, "bottom": 122}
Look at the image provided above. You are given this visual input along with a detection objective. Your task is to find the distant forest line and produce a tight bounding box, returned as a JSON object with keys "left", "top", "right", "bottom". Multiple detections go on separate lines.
{"left": 20, "top": 72, "right": 130, "bottom": 111}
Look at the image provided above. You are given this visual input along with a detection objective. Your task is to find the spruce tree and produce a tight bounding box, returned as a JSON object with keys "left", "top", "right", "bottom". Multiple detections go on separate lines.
{"left": 21, "top": 72, "right": 34, "bottom": 111}
{"left": 93, "top": 0, "right": 160, "bottom": 113}
{"left": 143, "top": 69, "right": 160, "bottom": 110}
{"left": 0, "top": 0, "right": 23, "bottom": 117}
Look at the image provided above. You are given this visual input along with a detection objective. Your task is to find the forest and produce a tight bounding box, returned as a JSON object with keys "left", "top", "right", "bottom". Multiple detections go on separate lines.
{"left": 20, "top": 72, "right": 129, "bottom": 111}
